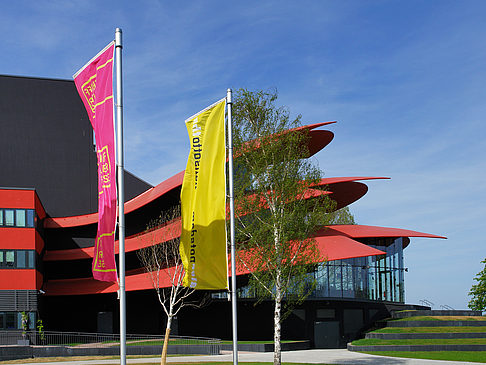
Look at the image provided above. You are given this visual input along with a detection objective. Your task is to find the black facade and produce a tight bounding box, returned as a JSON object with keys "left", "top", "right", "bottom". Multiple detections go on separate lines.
{"left": 40, "top": 289, "right": 426, "bottom": 348}
{"left": 0, "top": 75, "right": 151, "bottom": 218}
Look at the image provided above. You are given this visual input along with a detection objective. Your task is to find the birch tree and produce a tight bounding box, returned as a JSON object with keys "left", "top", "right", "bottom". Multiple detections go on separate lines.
{"left": 137, "top": 206, "right": 203, "bottom": 365}
{"left": 232, "top": 89, "right": 340, "bottom": 365}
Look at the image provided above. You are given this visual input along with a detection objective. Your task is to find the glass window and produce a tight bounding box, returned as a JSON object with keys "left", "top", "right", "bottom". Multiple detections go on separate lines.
{"left": 16, "top": 210, "right": 26, "bottom": 227}
{"left": 0, "top": 313, "right": 4, "bottom": 329}
{"left": 5, "top": 251, "right": 15, "bottom": 267}
{"left": 342, "top": 263, "right": 354, "bottom": 298}
{"left": 0, "top": 251, "right": 3, "bottom": 265}
{"left": 17, "top": 251, "right": 26, "bottom": 268}
{"left": 329, "top": 264, "right": 342, "bottom": 297}
{"left": 6, "top": 313, "right": 16, "bottom": 329}
{"left": 29, "top": 312, "right": 35, "bottom": 330}
{"left": 26, "top": 210, "right": 35, "bottom": 228}
{"left": 315, "top": 263, "right": 329, "bottom": 297}
{"left": 5, "top": 210, "right": 14, "bottom": 226}
{"left": 28, "top": 251, "right": 35, "bottom": 269}
{"left": 0, "top": 209, "right": 3, "bottom": 226}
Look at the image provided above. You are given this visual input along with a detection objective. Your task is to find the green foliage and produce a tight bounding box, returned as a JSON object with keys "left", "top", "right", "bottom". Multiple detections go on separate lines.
{"left": 231, "top": 89, "right": 355, "bottom": 365}
{"left": 37, "top": 318, "right": 45, "bottom": 341}
{"left": 21, "top": 311, "right": 29, "bottom": 335}
{"left": 468, "top": 259, "right": 486, "bottom": 311}
{"left": 232, "top": 88, "right": 338, "bottom": 311}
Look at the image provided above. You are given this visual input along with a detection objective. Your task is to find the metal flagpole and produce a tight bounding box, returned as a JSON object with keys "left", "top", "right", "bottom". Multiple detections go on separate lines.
{"left": 226, "top": 88, "right": 238, "bottom": 365}
{"left": 115, "top": 27, "right": 126, "bottom": 365}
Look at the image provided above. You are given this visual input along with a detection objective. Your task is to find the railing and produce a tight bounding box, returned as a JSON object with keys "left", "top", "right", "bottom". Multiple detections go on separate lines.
{"left": 440, "top": 304, "right": 454, "bottom": 310}
{"left": 0, "top": 330, "right": 220, "bottom": 353}
{"left": 419, "top": 299, "right": 434, "bottom": 308}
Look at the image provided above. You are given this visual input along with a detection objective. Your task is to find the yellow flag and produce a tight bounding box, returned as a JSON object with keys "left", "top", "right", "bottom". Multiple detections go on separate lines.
{"left": 180, "top": 99, "right": 228, "bottom": 289}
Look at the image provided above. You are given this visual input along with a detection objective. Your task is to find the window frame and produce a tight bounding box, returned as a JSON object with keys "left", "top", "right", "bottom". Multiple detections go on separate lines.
{"left": 0, "top": 249, "right": 37, "bottom": 269}
{"left": 0, "top": 208, "right": 36, "bottom": 228}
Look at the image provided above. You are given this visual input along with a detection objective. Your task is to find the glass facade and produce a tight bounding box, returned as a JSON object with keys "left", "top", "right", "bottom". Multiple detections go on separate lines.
{"left": 310, "top": 237, "right": 405, "bottom": 302}
{"left": 217, "top": 237, "right": 406, "bottom": 303}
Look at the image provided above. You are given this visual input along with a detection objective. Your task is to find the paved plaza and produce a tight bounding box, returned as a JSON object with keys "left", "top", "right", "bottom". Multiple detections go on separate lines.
{"left": 21, "top": 349, "right": 478, "bottom": 365}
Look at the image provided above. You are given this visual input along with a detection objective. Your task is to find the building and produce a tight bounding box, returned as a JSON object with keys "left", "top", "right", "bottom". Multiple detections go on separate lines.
{"left": 0, "top": 74, "right": 444, "bottom": 347}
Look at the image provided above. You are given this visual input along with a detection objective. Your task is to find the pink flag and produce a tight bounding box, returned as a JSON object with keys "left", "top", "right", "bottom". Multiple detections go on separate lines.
{"left": 74, "top": 42, "right": 117, "bottom": 282}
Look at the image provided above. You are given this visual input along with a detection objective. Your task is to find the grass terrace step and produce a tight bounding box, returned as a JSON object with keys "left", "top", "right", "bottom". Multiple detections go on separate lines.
{"left": 374, "top": 327, "right": 486, "bottom": 334}
{"left": 392, "top": 310, "right": 483, "bottom": 319}
{"left": 367, "top": 333, "right": 486, "bottom": 340}
{"left": 360, "top": 351, "right": 486, "bottom": 363}
{"left": 348, "top": 343, "right": 486, "bottom": 352}
{"left": 393, "top": 316, "right": 486, "bottom": 321}
{"left": 350, "top": 313, "right": 486, "bottom": 354}
{"left": 387, "top": 320, "right": 486, "bottom": 327}
{"left": 382, "top": 316, "right": 486, "bottom": 328}
{"left": 354, "top": 338, "right": 486, "bottom": 346}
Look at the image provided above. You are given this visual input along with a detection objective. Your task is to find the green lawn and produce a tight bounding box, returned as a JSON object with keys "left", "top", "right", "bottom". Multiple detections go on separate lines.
{"left": 363, "top": 351, "right": 486, "bottom": 363}
{"left": 219, "top": 340, "right": 298, "bottom": 344}
{"left": 393, "top": 315, "right": 486, "bottom": 322}
{"left": 1, "top": 360, "right": 328, "bottom": 365}
{"left": 129, "top": 363, "right": 320, "bottom": 365}
{"left": 353, "top": 338, "right": 486, "bottom": 346}
{"left": 354, "top": 314, "right": 486, "bottom": 362}
{"left": 373, "top": 326, "right": 486, "bottom": 333}
{"left": 5, "top": 353, "right": 486, "bottom": 365}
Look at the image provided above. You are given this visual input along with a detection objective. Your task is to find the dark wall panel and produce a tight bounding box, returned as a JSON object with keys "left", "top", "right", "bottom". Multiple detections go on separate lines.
{"left": 0, "top": 75, "right": 151, "bottom": 217}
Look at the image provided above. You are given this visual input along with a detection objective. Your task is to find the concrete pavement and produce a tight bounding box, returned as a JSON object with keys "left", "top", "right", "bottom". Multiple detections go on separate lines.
{"left": 15, "top": 349, "right": 479, "bottom": 365}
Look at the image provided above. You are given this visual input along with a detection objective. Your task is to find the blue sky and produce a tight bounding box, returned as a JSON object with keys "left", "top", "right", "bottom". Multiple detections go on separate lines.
{"left": 1, "top": 0, "right": 485, "bottom": 310}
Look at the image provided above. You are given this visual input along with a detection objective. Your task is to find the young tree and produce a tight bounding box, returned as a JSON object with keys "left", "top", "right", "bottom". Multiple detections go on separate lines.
{"left": 468, "top": 258, "right": 486, "bottom": 312}
{"left": 137, "top": 206, "right": 202, "bottom": 365}
{"left": 232, "top": 89, "right": 342, "bottom": 365}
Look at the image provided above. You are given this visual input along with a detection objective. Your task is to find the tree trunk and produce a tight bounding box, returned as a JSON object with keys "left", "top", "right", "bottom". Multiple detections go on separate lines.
{"left": 160, "top": 326, "right": 171, "bottom": 365}
{"left": 273, "top": 276, "right": 282, "bottom": 365}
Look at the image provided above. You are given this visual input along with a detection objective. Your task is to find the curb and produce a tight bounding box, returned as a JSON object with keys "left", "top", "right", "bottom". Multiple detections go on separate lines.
{"left": 348, "top": 343, "right": 486, "bottom": 352}
{"left": 220, "top": 341, "right": 310, "bottom": 352}
{"left": 0, "top": 344, "right": 221, "bottom": 362}
{"left": 366, "top": 332, "right": 486, "bottom": 340}
{"left": 387, "top": 320, "right": 486, "bottom": 327}
{"left": 392, "top": 310, "right": 483, "bottom": 319}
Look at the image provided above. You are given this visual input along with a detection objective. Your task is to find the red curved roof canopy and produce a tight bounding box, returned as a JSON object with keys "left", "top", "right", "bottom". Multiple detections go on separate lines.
{"left": 43, "top": 177, "right": 391, "bottom": 261}
{"left": 42, "top": 224, "right": 446, "bottom": 295}
{"left": 44, "top": 173, "right": 387, "bottom": 231}
{"left": 327, "top": 225, "right": 446, "bottom": 240}
{"left": 39, "top": 120, "right": 446, "bottom": 296}
{"left": 307, "top": 129, "right": 335, "bottom": 157}
{"left": 44, "top": 219, "right": 181, "bottom": 261}
{"left": 44, "top": 123, "right": 338, "bottom": 229}
{"left": 44, "top": 171, "right": 185, "bottom": 228}
{"left": 315, "top": 229, "right": 384, "bottom": 261}
{"left": 318, "top": 177, "right": 389, "bottom": 210}
{"left": 43, "top": 227, "right": 386, "bottom": 296}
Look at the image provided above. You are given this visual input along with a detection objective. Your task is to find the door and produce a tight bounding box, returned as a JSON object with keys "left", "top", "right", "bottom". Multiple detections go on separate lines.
{"left": 314, "top": 321, "right": 340, "bottom": 348}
